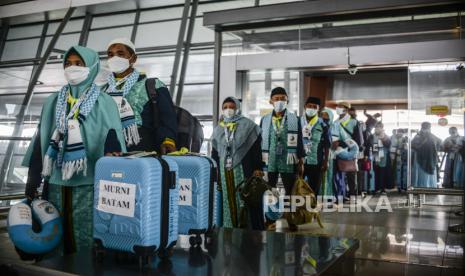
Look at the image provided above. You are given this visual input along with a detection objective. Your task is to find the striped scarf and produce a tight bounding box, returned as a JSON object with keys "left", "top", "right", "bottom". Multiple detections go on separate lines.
{"left": 261, "top": 110, "right": 299, "bottom": 165}
{"left": 42, "top": 84, "right": 100, "bottom": 180}
{"left": 106, "top": 70, "right": 140, "bottom": 146}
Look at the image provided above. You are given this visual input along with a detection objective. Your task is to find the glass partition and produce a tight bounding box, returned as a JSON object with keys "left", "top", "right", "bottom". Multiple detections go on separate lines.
{"left": 408, "top": 62, "right": 465, "bottom": 189}
{"left": 241, "top": 70, "right": 300, "bottom": 125}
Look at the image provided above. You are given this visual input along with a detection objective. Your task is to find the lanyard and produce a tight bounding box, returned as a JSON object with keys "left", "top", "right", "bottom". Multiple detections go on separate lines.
{"left": 304, "top": 115, "right": 318, "bottom": 134}
{"left": 59, "top": 88, "right": 90, "bottom": 130}
{"left": 272, "top": 113, "right": 287, "bottom": 137}
{"left": 224, "top": 125, "right": 235, "bottom": 145}
{"left": 340, "top": 114, "right": 351, "bottom": 127}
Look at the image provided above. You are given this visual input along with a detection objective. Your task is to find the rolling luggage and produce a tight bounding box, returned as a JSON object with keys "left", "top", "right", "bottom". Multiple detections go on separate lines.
{"left": 162, "top": 155, "right": 221, "bottom": 246}
{"left": 93, "top": 153, "right": 178, "bottom": 265}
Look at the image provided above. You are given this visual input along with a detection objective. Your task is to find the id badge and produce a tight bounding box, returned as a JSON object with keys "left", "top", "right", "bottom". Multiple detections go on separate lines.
{"left": 304, "top": 143, "right": 312, "bottom": 154}
{"left": 303, "top": 127, "right": 310, "bottom": 139}
{"left": 225, "top": 156, "right": 233, "bottom": 170}
{"left": 287, "top": 133, "right": 298, "bottom": 147}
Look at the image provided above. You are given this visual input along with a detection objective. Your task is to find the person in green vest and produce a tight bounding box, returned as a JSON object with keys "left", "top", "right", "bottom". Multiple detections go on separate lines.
{"left": 260, "top": 87, "right": 305, "bottom": 195}
{"left": 211, "top": 97, "right": 264, "bottom": 229}
{"left": 300, "top": 97, "right": 331, "bottom": 195}
{"left": 320, "top": 108, "right": 335, "bottom": 197}
{"left": 103, "top": 38, "right": 177, "bottom": 154}
{"left": 22, "top": 46, "right": 126, "bottom": 255}
{"left": 331, "top": 101, "right": 361, "bottom": 201}
{"left": 366, "top": 122, "right": 391, "bottom": 194}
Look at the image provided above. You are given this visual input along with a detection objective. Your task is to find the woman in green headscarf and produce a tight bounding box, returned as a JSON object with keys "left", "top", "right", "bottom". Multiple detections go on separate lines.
{"left": 211, "top": 97, "right": 264, "bottom": 230}
{"left": 22, "top": 46, "right": 126, "bottom": 254}
{"left": 320, "top": 108, "right": 334, "bottom": 197}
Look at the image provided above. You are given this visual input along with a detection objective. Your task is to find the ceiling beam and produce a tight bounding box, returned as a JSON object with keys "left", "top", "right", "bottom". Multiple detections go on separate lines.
{"left": 0, "top": 0, "right": 121, "bottom": 19}
{"left": 204, "top": 0, "right": 465, "bottom": 31}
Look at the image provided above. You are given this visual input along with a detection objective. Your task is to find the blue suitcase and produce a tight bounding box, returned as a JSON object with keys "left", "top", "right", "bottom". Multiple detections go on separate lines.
{"left": 93, "top": 154, "right": 178, "bottom": 264}
{"left": 163, "top": 155, "right": 221, "bottom": 245}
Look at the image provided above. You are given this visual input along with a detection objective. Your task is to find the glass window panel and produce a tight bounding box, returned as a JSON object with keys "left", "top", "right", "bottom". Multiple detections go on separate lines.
{"left": 179, "top": 84, "right": 213, "bottom": 116}
{"left": 242, "top": 70, "right": 300, "bottom": 125}
{"left": 41, "top": 33, "right": 80, "bottom": 55}
{"left": 184, "top": 53, "right": 213, "bottom": 83}
{"left": 139, "top": 7, "right": 183, "bottom": 22}
{"left": 192, "top": 17, "right": 214, "bottom": 43}
{"left": 87, "top": 27, "right": 133, "bottom": 51}
{"left": 47, "top": 19, "right": 84, "bottom": 35}
{"left": 35, "top": 63, "right": 66, "bottom": 92}
{"left": 135, "top": 21, "right": 181, "bottom": 48}
{"left": 89, "top": 1, "right": 137, "bottom": 15}
{"left": 1, "top": 38, "right": 40, "bottom": 61}
{"left": 7, "top": 24, "right": 44, "bottom": 40}
{"left": 408, "top": 62, "right": 465, "bottom": 189}
{"left": 0, "top": 66, "right": 33, "bottom": 95}
{"left": 136, "top": 55, "right": 174, "bottom": 83}
{"left": 0, "top": 140, "right": 32, "bottom": 196}
{"left": 92, "top": 13, "right": 136, "bottom": 28}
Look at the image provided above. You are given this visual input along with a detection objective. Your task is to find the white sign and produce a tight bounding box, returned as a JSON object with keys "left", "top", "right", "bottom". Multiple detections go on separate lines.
{"left": 8, "top": 203, "right": 32, "bottom": 226}
{"left": 97, "top": 180, "right": 136, "bottom": 217}
{"left": 179, "top": 178, "right": 193, "bottom": 206}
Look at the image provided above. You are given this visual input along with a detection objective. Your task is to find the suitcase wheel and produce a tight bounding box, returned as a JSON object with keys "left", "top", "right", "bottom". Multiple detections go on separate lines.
{"left": 157, "top": 248, "right": 173, "bottom": 259}
{"left": 138, "top": 256, "right": 151, "bottom": 268}
{"left": 93, "top": 239, "right": 105, "bottom": 263}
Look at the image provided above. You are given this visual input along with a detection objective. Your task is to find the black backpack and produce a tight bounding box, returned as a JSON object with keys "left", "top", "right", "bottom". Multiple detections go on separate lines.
{"left": 145, "top": 78, "right": 204, "bottom": 153}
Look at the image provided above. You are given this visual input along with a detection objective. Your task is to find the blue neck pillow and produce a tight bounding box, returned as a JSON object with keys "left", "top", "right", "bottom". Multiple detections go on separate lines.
{"left": 8, "top": 199, "right": 63, "bottom": 255}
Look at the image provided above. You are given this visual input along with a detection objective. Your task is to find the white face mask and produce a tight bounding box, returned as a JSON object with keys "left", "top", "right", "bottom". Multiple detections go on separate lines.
{"left": 107, "top": 56, "right": 131, "bottom": 73}
{"left": 223, "top": 108, "right": 235, "bottom": 119}
{"left": 273, "top": 101, "right": 287, "bottom": 113}
{"left": 94, "top": 66, "right": 111, "bottom": 86}
{"left": 336, "top": 107, "right": 346, "bottom": 116}
{"left": 64, "top": 66, "right": 90, "bottom": 85}
{"left": 305, "top": 108, "right": 318, "bottom": 117}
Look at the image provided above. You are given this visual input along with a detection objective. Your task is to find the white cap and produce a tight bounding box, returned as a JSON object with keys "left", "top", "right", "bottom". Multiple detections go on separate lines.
{"left": 107, "top": 37, "right": 136, "bottom": 54}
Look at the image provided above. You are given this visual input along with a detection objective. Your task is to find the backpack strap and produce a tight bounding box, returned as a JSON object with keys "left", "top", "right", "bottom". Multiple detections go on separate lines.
{"left": 145, "top": 78, "right": 160, "bottom": 129}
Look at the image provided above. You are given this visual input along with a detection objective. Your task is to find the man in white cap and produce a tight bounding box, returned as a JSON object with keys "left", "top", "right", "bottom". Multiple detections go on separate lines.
{"left": 103, "top": 38, "right": 177, "bottom": 154}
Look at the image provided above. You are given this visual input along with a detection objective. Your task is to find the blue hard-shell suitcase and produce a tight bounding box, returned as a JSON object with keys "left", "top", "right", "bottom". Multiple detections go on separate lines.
{"left": 163, "top": 155, "right": 221, "bottom": 245}
{"left": 93, "top": 154, "right": 178, "bottom": 263}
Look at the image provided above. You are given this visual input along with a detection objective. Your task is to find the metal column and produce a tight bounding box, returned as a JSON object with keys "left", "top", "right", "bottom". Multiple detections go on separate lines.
{"left": 175, "top": 0, "right": 199, "bottom": 106}
{"left": 169, "top": 0, "right": 191, "bottom": 97}
{"left": 212, "top": 30, "right": 222, "bottom": 126}
{"left": 0, "top": 20, "right": 9, "bottom": 61}
{"left": 130, "top": 9, "right": 141, "bottom": 43}
{"left": 0, "top": 8, "right": 75, "bottom": 191}
{"left": 79, "top": 12, "right": 93, "bottom": 46}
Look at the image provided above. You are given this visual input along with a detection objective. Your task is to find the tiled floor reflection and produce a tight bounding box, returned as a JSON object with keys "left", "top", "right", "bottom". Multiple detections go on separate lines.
{"left": 297, "top": 193, "right": 464, "bottom": 273}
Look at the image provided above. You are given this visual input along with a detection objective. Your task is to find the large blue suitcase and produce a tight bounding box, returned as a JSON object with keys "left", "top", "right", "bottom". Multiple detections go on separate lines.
{"left": 93, "top": 154, "right": 178, "bottom": 262}
{"left": 163, "top": 155, "right": 221, "bottom": 243}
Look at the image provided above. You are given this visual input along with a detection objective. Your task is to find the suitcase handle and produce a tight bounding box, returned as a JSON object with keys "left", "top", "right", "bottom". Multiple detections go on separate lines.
{"left": 124, "top": 151, "right": 158, "bottom": 158}
{"left": 169, "top": 171, "right": 176, "bottom": 189}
